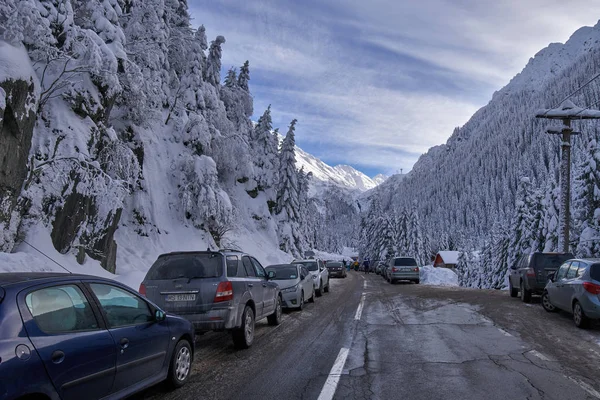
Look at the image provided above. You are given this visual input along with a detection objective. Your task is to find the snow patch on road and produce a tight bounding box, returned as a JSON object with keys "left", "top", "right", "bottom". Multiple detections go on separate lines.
{"left": 420, "top": 265, "right": 459, "bottom": 286}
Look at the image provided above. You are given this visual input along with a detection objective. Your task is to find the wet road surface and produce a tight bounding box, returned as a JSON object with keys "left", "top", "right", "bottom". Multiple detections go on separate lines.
{"left": 134, "top": 272, "right": 600, "bottom": 400}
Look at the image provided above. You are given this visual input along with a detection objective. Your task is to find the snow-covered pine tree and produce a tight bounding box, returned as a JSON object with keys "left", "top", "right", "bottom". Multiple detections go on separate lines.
{"left": 507, "top": 177, "right": 537, "bottom": 270}
{"left": 224, "top": 67, "right": 237, "bottom": 88}
{"left": 542, "top": 175, "right": 560, "bottom": 252}
{"left": 238, "top": 60, "right": 250, "bottom": 91}
{"left": 205, "top": 35, "right": 226, "bottom": 86}
{"left": 276, "top": 119, "right": 302, "bottom": 256}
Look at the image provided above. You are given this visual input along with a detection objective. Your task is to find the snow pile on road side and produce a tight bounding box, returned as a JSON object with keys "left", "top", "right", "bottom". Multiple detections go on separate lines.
{"left": 420, "top": 265, "right": 459, "bottom": 286}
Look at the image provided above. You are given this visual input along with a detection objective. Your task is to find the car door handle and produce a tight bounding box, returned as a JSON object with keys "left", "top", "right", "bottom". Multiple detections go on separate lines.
{"left": 120, "top": 338, "right": 129, "bottom": 349}
{"left": 51, "top": 350, "right": 65, "bottom": 364}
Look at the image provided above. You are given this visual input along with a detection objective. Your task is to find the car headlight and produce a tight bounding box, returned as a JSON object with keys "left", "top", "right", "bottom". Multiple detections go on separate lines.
{"left": 282, "top": 284, "right": 298, "bottom": 293}
{"left": 312, "top": 275, "right": 318, "bottom": 280}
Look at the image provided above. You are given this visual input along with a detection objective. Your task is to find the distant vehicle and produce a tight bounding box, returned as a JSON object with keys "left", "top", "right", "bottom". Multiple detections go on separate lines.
{"left": 386, "top": 257, "right": 420, "bottom": 284}
{"left": 291, "top": 258, "right": 330, "bottom": 296}
{"left": 508, "top": 252, "right": 573, "bottom": 303}
{"left": 542, "top": 259, "right": 600, "bottom": 328}
{"left": 326, "top": 261, "right": 347, "bottom": 278}
{"left": 140, "top": 250, "right": 282, "bottom": 349}
{"left": 375, "top": 262, "right": 387, "bottom": 275}
{"left": 265, "top": 264, "right": 315, "bottom": 310}
{"left": 0, "top": 272, "right": 194, "bottom": 400}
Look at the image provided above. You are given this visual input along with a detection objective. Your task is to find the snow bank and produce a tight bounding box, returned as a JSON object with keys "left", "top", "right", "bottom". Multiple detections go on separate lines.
{"left": 0, "top": 41, "right": 40, "bottom": 96}
{"left": 420, "top": 265, "right": 459, "bottom": 286}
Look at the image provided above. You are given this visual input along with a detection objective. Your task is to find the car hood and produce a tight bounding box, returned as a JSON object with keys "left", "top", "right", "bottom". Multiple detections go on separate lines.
{"left": 308, "top": 271, "right": 319, "bottom": 276}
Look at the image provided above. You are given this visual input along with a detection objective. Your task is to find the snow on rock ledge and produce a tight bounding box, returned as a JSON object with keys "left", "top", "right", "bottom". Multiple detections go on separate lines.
{"left": 420, "top": 265, "right": 459, "bottom": 286}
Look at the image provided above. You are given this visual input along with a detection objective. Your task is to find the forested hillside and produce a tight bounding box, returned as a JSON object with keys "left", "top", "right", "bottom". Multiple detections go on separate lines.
{"left": 0, "top": 0, "right": 353, "bottom": 275}
{"left": 360, "top": 21, "right": 600, "bottom": 288}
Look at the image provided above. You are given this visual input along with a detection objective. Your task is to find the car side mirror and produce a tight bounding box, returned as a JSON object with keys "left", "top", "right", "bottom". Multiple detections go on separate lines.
{"left": 301, "top": 275, "right": 306, "bottom": 280}
{"left": 547, "top": 272, "right": 555, "bottom": 282}
{"left": 267, "top": 270, "right": 276, "bottom": 279}
{"left": 155, "top": 309, "right": 166, "bottom": 322}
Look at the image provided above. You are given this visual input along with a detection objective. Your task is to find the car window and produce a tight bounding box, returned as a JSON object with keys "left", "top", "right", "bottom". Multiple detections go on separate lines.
{"left": 555, "top": 262, "right": 571, "bottom": 280}
{"left": 251, "top": 258, "right": 266, "bottom": 278}
{"left": 577, "top": 263, "right": 587, "bottom": 278}
{"left": 242, "top": 256, "right": 256, "bottom": 277}
{"left": 227, "top": 255, "right": 239, "bottom": 277}
{"left": 25, "top": 285, "right": 98, "bottom": 334}
{"left": 147, "top": 253, "right": 223, "bottom": 280}
{"left": 394, "top": 258, "right": 418, "bottom": 266}
{"left": 301, "top": 267, "right": 309, "bottom": 278}
{"left": 294, "top": 261, "right": 318, "bottom": 271}
{"left": 566, "top": 261, "right": 580, "bottom": 279}
{"left": 90, "top": 284, "right": 153, "bottom": 328}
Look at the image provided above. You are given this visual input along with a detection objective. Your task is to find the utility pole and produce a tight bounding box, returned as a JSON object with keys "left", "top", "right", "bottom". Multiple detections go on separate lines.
{"left": 536, "top": 100, "right": 600, "bottom": 253}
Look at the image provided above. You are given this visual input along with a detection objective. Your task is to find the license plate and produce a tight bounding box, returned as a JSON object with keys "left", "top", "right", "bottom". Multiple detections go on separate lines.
{"left": 402, "top": 268, "right": 412, "bottom": 272}
{"left": 166, "top": 294, "right": 196, "bottom": 302}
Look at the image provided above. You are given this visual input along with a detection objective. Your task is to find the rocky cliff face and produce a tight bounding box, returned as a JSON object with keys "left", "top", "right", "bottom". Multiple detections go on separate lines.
{"left": 0, "top": 75, "right": 38, "bottom": 252}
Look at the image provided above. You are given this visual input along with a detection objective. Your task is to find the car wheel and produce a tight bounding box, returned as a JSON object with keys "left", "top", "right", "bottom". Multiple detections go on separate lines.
{"left": 541, "top": 291, "right": 557, "bottom": 313}
{"left": 309, "top": 288, "right": 315, "bottom": 303}
{"left": 268, "top": 296, "right": 282, "bottom": 326}
{"left": 390, "top": 278, "right": 395, "bottom": 284}
{"left": 298, "top": 292, "right": 304, "bottom": 311}
{"left": 324, "top": 282, "right": 330, "bottom": 293}
{"left": 573, "top": 301, "right": 591, "bottom": 329}
{"left": 316, "top": 282, "right": 323, "bottom": 297}
{"left": 509, "top": 280, "right": 518, "bottom": 298}
{"left": 415, "top": 279, "right": 420, "bottom": 284}
{"left": 520, "top": 281, "right": 531, "bottom": 303}
{"left": 232, "top": 306, "right": 255, "bottom": 349}
{"left": 167, "top": 339, "right": 192, "bottom": 388}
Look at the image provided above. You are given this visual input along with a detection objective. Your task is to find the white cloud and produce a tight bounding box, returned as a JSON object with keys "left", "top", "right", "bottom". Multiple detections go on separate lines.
{"left": 188, "top": 0, "right": 600, "bottom": 173}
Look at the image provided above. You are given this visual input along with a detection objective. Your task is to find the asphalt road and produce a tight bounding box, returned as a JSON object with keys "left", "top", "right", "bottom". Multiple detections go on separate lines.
{"left": 134, "top": 271, "right": 600, "bottom": 400}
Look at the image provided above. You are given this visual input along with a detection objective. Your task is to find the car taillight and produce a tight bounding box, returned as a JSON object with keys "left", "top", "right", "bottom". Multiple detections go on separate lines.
{"left": 583, "top": 282, "right": 600, "bottom": 295}
{"left": 413, "top": 267, "right": 419, "bottom": 272}
{"left": 139, "top": 283, "right": 147, "bottom": 296}
{"left": 526, "top": 268, "right": 535, "bottom": 277}
{"left": 214, "top": 281, "right": 233, "bottom": 302}
{"left": 392, "top": 267, "right": 398, "bottom": 272}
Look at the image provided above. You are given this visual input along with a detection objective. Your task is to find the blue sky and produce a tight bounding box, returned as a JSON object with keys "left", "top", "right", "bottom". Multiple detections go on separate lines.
{"left": 188, "top": 0, "right": 600, "bottom": 178}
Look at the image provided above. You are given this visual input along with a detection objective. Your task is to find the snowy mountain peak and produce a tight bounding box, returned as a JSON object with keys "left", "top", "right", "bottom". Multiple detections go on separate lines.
{"left": 276, "top": 133, "right": 382, "bottom": 192}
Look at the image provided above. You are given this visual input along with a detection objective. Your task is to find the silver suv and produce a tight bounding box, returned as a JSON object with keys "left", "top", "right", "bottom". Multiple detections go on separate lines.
{"left": 140, "top": 250, "right": 282, "bottom": 349}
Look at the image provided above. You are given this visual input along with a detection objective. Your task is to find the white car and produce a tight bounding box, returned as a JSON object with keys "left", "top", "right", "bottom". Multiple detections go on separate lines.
{"left": 291, "top": 259, "right": 330, "bottom": 296}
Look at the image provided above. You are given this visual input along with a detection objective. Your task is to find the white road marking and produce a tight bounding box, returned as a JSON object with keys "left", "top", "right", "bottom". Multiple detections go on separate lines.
{"left": 497, "top": 328, "right": 513, "bottom": 337}
{"left": 317, "top": 347, "right": 350, "bottom": 400}
{"left": 354, "top": 293, "right": 366, "bottom": 320}
{"left": 529, "top": 350, "right": 551, "bottom": 361}
{"left": 567, "top": 376, "right": 600, "bottom": 399}
{"left": 363, "top": 281, "right": 367, "bottom": 289}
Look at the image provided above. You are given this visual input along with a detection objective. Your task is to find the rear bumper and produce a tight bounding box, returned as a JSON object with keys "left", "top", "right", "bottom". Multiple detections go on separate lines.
{"left": 578, "top": 295, "right": 600, "bottom": 319}
{"left": 181, "top": 306, "right": 239, "bottom": 332}
{"left": 390, "top": 271, "right": 419, "bottom": 281}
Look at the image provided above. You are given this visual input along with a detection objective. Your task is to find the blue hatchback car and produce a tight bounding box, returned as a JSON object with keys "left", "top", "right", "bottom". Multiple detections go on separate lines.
{"left": 0, "top": 273, "right": 195, "bottom": 400}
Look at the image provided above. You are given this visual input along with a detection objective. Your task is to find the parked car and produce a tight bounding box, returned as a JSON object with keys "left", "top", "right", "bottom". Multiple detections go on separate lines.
{"left": 326, "top": 261, "right": 347, "bottom": 278}
{"left": 508, "top": 252, "right": 573, "bottom": 303}
{"left": 542, "top": 259, "right": 600, "bottom": 328}
{"left": 291, "top": 258, "right": 330, "bottom": 296}
{"left": 140, "top": 250, "right": 282, "bottom": 349}
{"left": 265, "top": 264, "right": 315, "bottom": 310}
{"left": 375, "top": 262, "right": 386, "bottom": 275}
{"left": 386, "top": 257, "right": 420, "bottom": 284}
{"left": 0, "top": 272, "right": 194, "bottom": 400}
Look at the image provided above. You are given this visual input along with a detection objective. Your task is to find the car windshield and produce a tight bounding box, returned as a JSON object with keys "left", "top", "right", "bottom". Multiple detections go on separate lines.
{"left": 534, "top": 254, "right": 573, "bottom": 269}
{"left": 146, "top": 253, "right": 223, "bottom": 280}
{"left": 327, "top": 262, "right": 342, "bottom": 268}
{"left": 293, "top": 261, "right": 318, "bottom": 271}
{"left": 591, "top": 264, "right": 600, "bottom": 281}
{"left": 265, "top": 267, "right": 298, "bottom": 280}
{"left": 394, "top": 258, "right": 418, "bottom": 266}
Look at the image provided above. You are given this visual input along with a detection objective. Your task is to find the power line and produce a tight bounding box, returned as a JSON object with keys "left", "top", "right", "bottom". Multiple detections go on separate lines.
{"left": 554, "top": 71, "right": 600, "bottom": 108}
{"left": 21, "top": 240, "right": 73, "bottom": 274}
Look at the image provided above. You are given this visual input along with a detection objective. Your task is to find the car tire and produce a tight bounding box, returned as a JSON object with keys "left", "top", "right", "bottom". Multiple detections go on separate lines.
{"left": 316, "top": 282, "right": 323, "bottom": 297}
{"left": 573, "top": 301, "right": 591, "bottom": 329}
{"left": 232, "top": 306, "right": 255, "bottom": 349}
{"left": 167, "top": 339, "right": 192, "bottom": 388}
{"left": 324, "top": 282, "right": 330, "bottom": 293}
{"left": 509, "top": 280, "right": 518, "bottom": 298}
{"left": 520, "top": 281, "right": 531, "bottom": 303}
{"left": 268, "top": 296, "right": 282, "bottom": 326}
{"left": 390, "top": 278, "right": 395, "bottom": 284}
{"left": 541, "top": 291, "right": 557, "bottom": 313}
{"left": 309, "top": 288, "right": 315, "bottom": 303}
{"left": 414, "top": 279, "right": 420, "bottom": 284}
{"left": 298, "top": 292, "right": 304, "bottom": 311}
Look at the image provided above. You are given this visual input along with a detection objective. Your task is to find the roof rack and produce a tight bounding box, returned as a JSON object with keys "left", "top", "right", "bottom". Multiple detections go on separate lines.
{"left": 219, "top": 248, "right": 244, "bottom": 253}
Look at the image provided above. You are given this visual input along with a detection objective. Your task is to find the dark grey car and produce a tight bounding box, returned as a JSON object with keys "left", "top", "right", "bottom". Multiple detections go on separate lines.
{"left": 542, "top": 259, "right": 600, "bottom": 328}
{"left": 508, "top": 252, "right": 573, "bottom": 303}
{"left": 140, "top": 250, "right": 282, "bottom": 349}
